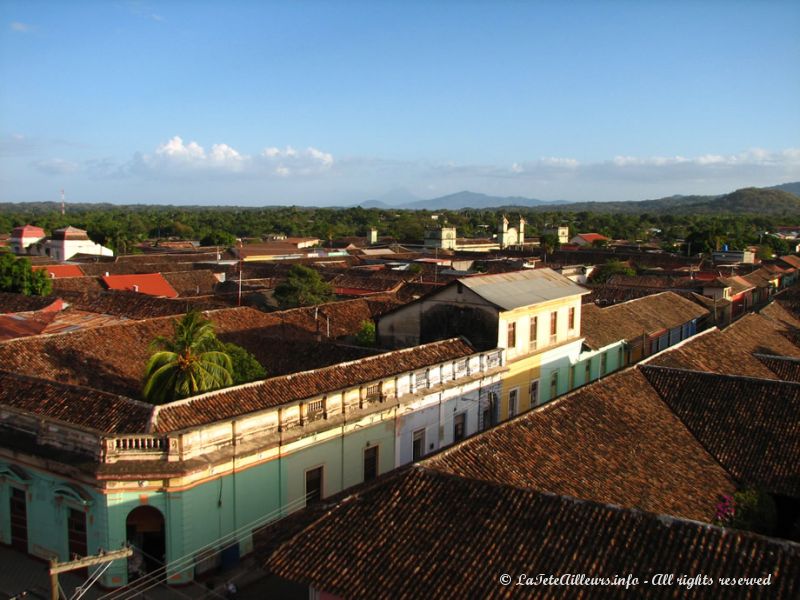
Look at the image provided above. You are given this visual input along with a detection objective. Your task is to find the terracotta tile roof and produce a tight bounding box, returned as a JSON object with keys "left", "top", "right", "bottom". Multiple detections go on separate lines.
{"left": 647, "top": 313, "right": 800, "bottom": 378}
{"left": 31, "top": 264, "right": 85, "bottom": 278}
{"left": 161, "top": 270, "right": 219, "bottom": 296}
{"left": 779, "top": 255, "right": 800, "bottom": 269}
{"left": 0, "top": 311, "right": 58, "bottom": 341}
{"left": 427, "top": 368, "right": 734, "bottom": 522}
{"left": 264, "top": 467, "right": 800, "bottom": 600}
{"left": 641, "top": 365, "right": 800, "bottom": 498}
{"left": 101, "top": 273, "right": 179, "bottom": 298}
{"left": 0, "top": 308, "right": 125, "bottom": 341}
{"left": 153, "top": 337, "right": 475, "bottom": 432}
{"left": 581, "top": 291, "right": 708, "bottom": 349}
{"left": 606, "top": 274, "right": 702, "bottom": 290}
{"left": 61, "top": 290, "right": 232, "bottom": 319}
{"left": 10, "top": 224, "right": 46, "bottom": 238}
{"left": 52, "top": 226, "right": 90, "bottom": 241}
{"left": 0, "top": 292, "right": 62, "bottom": 314}
{"left": 754, "top": 354, "right": 800, "bottom": 382}
{"left": 0, "top": 307, "right": 279, "bottom": 397}
{"left": 0, "top": 370, "right": 152, "bottom": 434}
{"left": 720, "top": 275, "right": 756, "bottom": 295}
{"left": 583, "top": 284, "right": 664, "bottom": 306}
{"left": 575, "top": 232, "right": 610, "bottom": 243}
{"left": 51, "top": 276, "right": 105, "bottom": 294}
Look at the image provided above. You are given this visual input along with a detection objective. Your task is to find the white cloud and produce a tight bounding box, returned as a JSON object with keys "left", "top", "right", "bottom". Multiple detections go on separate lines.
{"left": 155, "top": 136, "right": 206, "bottom": 160}
{"left": 510, "top": 162, "right": 524, "bottom": 173}
{"left": 10, "top": 22, "right": 31, "bottom": 33}
{"left": 128, "top": 136, "right": 335, "bottom": 179}
{"left": 31, "top": 158, "right": 80, "bottom": 175}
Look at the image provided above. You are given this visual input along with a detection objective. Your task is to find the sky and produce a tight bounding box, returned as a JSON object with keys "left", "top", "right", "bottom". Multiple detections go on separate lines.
{"left": 1, "top": 0, "right": 799, "bottom": 206}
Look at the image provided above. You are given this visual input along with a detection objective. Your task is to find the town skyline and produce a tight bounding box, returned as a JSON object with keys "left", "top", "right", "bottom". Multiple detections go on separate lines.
{"left": 2, "top": 0, "right": 799, "bottom": 205}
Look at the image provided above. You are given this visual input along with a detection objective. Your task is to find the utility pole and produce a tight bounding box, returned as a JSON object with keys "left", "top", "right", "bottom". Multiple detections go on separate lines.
{"left": 49, "top": 546, "right": 132, "bottom": 600}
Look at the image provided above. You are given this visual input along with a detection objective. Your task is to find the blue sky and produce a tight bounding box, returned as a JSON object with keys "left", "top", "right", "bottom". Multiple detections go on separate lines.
{"left": 1, "top": 0, "right": 799, "bottom": 205}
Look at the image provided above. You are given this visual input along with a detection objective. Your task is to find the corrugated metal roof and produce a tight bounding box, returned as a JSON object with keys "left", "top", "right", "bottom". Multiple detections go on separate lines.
{"left": 459, "top": 268, "right": 588, "bottom": 310}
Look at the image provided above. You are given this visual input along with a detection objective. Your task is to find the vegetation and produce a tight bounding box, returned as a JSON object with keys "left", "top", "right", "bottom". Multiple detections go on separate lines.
{"left": 0, "top": 185, "right": 798, "bottom": 253}
{"left": 0, "top": 253, "right": 53, "bottom": 296}
{"left": 714, "top": 489, "right": 777, "bottom": 536}
{"left": 355, "top": 320, "right": 377, "bottom": 347}
{"left": 142, "top": 311, "right": 233, "bottom": 404}
{"left": 215, "top": 341, "right": 267, "bottom": 385}
{"left": 588, "top": 260, "right": 636, "bottom": 284}
{"left": 273, "top": 264, "right": 334, "bottom": 309}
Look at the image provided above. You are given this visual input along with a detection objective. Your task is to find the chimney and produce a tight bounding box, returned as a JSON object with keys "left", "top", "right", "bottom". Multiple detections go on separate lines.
{"left": 104, "top": 271, "right": 110, "bottom": 277}
{"left": 368, "top": 227, "right": 378, "bottom": 245}
{"left": 132, "top": 284, "right": 139, "bottom": 292}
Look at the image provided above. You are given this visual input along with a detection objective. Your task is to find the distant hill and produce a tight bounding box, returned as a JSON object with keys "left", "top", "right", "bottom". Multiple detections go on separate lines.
{"left": 770, "top": 182, "right": 800, "bottom": 197}
{"left": 533, "top": 186, "right": 800, "bottom": 215}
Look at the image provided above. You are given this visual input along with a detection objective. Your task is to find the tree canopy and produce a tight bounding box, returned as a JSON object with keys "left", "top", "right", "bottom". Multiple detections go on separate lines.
{"left": 273, "top": 264, "right": 334, "bottom": 309}
{"left": 0, "top": 253, "right": 53, "bottom": 296}
{"left": 142, "top": 311, "right": 233, "bottom": 404}
{"left": 588, "top": 260, "right": 636, "bottom": 284}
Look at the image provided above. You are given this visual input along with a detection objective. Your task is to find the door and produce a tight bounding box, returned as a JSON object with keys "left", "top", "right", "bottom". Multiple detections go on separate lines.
{"left": 9, "top": 488, "right": 28, "bottom": 553}
{"left": 67, "top": 508, "right": 88, "bottom": 559}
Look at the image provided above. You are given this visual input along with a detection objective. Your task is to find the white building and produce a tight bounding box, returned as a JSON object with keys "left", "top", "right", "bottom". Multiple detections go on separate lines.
{"left": 9, "top": 224, "right": 46, "bottom": 254}
{"left": 30, "top": 226, "right": 114, "bottom": 261}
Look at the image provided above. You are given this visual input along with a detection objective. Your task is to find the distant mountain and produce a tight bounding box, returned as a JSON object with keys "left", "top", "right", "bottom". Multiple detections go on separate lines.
{"left": 770, "top": 182, "right": 800, "bottom": 197}
{"left": 535, "top": 186, "right": 800, "bottom": 215}
{"left": 359, "top": 188, "right": 422, "bottom": 209}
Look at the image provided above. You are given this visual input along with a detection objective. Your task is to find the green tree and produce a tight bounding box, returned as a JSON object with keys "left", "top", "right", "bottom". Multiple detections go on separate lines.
{"left": 0, "top": 254, "right": 53, "bottom": 296}
{"left": 588, "top": 260, "right": 636, "bottom": 284}
{"left": 216, "top": 341, "right": 267, "bottom": 384}
{"left": 731, "top": 489, "right": 777, "bottom": 536}
{"left": 142, "top": 311, "right": 233, "bottom": 404}
{"left": 273, "top": 265, "right": 334, "bottom": 309}
{"left": 355, "top": 320, "right": 376, "bottom": 347}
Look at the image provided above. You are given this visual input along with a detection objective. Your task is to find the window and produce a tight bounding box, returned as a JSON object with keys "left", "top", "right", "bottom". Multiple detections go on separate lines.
{"left": 365, "top": 382, "right": 382, "bottom": 403}
{"left": 305, "top": 467, "right": 323, "bottom": 505}
{"left": 453, "top": 413, "right": 466, "bottom": 442}
{"left": 600, "top": 353, "right": 607, "bottom": 375}
{"left": 412, "top": 429, "right": 426, "bottom": 461}
{"left": 550, "top": 311, "right": 558, "bottom": 344}
{"left": 585, "top": 360, "right": 592, "bottom": 384}
{"left": 507, "top": 322, "right": 517, "bottom": 349}
{"left": 568, "top": 307, "right": 576, "bottom": 330}
{"left": 619, "top": 346, "right": 625, "bottom": 368}
{"left": 529, "top": 380, "right": 539, "bottom": 405}
{"left": 363, "top": 446, "right": 379, "bottom": 482}
{"left": 508, "top": 389, "right": 518, "bottom": 418}
{"left": 481, "top": 406, "right": 492, "bottom": 430}
{"left": 529, "top": 316, "right": 538, "bottom": 350}
{"left": 550, "top": 371, "right": 559, "bottom": 398}
{"left": 305, "top": 399, "right": 325, "bottom": 422}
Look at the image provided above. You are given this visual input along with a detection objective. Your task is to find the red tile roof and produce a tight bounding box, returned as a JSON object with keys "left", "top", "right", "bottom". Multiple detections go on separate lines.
{"left": 0, "top": 370, "right": 153, "bottom": 434}
{"left": 153, "top": 337, "right": 475, "bottom": 432}
{"left": 263, "top": 467, "right": 800, "bottom": 600}
{"left": 647, "top": 312, "right": 800, "bottom": 378}
{"left": 31, "top": 264, "right": 85, "bottom": 278}
{"left": 581, "top": 291, "right": 708, "bottom": 349}
{"left": 641, "top": 365, "right": 800, "bottom": 498}
{"left": 575, "top": 232, "right": 609, "bottom": 242}
{"left": 101, "top": 273, "right": 179, "bottom": 298}
{"left": 10, "top": 224, "right": 46, "bottom": 238}
{"left": 427, "top": 367, "right": 735, "bottom": 522}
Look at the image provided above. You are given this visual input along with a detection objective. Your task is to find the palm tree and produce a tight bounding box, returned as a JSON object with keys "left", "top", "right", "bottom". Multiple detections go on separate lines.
{"left": 142, "top": 311, "right": 233, "bottom": 404}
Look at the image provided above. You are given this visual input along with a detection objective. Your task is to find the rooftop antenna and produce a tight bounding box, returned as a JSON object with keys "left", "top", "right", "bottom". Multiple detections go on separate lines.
{"left": 60, "top": 189, "right": 65, "bottom": 216}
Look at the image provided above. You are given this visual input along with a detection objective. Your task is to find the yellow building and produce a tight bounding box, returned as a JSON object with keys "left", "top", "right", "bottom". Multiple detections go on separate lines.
{"left": 377, "top": 268, "right": 589, "bottom": 423}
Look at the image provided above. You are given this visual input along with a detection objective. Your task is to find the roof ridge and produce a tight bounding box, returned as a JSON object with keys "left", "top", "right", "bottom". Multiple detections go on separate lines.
{"left": 154, "top": 336, "right": 476, "bottom": 411}
{"left": 640, "top": 363, "right": 800, "bottom": 388}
